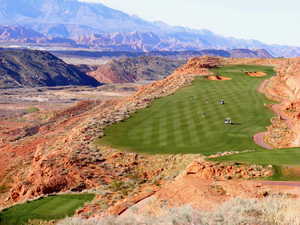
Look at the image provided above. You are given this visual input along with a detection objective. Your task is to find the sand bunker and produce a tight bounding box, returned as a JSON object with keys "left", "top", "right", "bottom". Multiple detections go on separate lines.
{"left": 246, "top": 71, "right": 267, "bottom": 77}
{"left": 206, "top": 75, "right": 232, "bottom": 81}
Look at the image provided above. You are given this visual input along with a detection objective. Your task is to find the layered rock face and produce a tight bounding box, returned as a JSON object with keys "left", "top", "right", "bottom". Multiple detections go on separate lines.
{"left": 172, "top": 56, "right": 221, "bottom": 75}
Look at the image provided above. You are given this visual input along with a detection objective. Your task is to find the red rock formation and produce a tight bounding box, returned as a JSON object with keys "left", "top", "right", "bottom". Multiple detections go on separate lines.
{"left": 99, "top": 161, "right": 276, "bottom": 217}
{"left": 88, "top": 63, "right": 137, "bottom": 83}
{"left": 173, "top": 56, "right": 222, "bottom": 76}
{"left": 87, "top": 56, "right": 184, "bottom": 84}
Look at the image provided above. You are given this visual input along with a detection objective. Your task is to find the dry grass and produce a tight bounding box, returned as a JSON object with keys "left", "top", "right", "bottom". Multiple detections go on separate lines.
{"left": 58, "top": 197, "right": 300, "bottom": 225}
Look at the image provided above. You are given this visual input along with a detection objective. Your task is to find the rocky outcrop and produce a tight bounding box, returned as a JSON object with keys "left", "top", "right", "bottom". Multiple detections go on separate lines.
{"left": 183, "top": 161, "right": 272, "bottom": 180}
{"left": 77, "top": 160, "right": 274, "bottom": 218}
{"left": 100, "top": 161, "right": 274, "bottom": 218}
{"left": 87, "top": 56, "right": 185, "bottom": 84}
{"left": 172, "top": 56, "right": 221, "bottom": 76}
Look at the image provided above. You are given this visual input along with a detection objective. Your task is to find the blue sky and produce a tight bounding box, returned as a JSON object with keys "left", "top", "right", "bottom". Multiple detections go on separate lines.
{"left": 81, "top": 0, "right": 300, "bottom": 46}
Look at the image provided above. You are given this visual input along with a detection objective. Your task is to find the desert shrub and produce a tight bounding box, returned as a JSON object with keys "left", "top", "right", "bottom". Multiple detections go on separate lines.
{"left": 58, "top": 197, "right": 300, "bottom": 225}
{"left": 26, "top": 107, "right": 40, "bottom": 114}
{"left": 0, "top": 185, "right": 9, "bottom": 193}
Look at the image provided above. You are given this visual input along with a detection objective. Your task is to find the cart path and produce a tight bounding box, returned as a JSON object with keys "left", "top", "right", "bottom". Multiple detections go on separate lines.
{"left": 262, "top": 181, "right": 300, "bottom": 187}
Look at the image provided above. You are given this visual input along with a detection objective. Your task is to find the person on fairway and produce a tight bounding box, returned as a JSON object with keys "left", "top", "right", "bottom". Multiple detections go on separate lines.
{"left": 224, "top": 117, "right": 232, "bottom": 124}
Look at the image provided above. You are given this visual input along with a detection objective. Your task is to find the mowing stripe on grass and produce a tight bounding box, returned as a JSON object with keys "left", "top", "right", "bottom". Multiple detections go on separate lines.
{"left": 97, "top": 65, "right": 276, "bottom": 155}
{"left": 0, "top": 194, "right": 94, "bottom": 225}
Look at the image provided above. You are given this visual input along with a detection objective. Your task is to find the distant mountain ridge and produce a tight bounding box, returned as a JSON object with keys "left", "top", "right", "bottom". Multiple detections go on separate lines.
{"left": 52, "top": 48, "right": 273, "bottom": 59}
{"left": 0, "top": 25, "right": 275, "bottom": 57}
{"left": 0, "top": 0, "right": 299, "bottom": 57}
{"left": 0, "top": 48, "right": 100, "bottom": 88}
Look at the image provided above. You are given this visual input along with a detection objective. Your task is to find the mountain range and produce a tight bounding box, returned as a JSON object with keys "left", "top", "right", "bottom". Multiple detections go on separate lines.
{"left": 0, "top": 0, "right": 299, "bottom": 57}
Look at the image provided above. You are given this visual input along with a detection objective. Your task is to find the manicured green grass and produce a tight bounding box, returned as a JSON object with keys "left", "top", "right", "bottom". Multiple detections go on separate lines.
{"left": 212, "top": 148, "right": 300, "bottom": 181}
{"left": 97, "top": 65, "right": 275, "bottom": 155}
{"left": 213, "top": 148, "right": 300, "bottom": 166}
{"left": 212, "top": 148, "right": 300, "bottom": 180}
{"left": 0, "top": 194, "right": 94, "bottom": 225}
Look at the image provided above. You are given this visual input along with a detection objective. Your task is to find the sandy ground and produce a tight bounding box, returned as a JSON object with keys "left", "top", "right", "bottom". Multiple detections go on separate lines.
{"left": 0, "top": 84, "right": 139, "bottom": 119}
{"left": 60, "top": 57, "right": 110, "bottom": 66}
{"left": 253, "top": 132, "right": 273, "bottom": 149}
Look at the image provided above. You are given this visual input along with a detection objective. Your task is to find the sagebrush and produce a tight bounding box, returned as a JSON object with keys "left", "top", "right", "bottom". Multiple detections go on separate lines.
{"left": 58, "top": 197, "right": 300, "bottom": 225}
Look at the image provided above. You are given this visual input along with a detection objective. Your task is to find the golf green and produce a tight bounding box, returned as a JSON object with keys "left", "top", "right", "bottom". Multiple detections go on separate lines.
{"left": 0, "top": 194, "right": 94, "bottom": 225}
{"left": 97, "top": 65, "right": 276, "bottom": 155}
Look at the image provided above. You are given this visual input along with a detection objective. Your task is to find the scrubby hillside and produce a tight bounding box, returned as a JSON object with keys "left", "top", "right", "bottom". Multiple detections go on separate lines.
{"left": 0, "top": 48, "right": 100, "bottom": 88}
{"left": 88, "top": 56, "right": 185, "bottom": 83}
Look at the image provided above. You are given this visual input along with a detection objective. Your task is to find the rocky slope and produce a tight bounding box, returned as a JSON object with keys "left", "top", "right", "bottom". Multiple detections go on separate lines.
{"left": 87, "top": 56, "right": 185, "bottom": 83}
{"left": 0, "top": 48, "right": 100, "bottom": 88}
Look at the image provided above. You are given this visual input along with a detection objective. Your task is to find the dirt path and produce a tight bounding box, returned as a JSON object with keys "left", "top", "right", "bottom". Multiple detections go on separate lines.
{"left": 262, "top": 181, "right": 300, "bottom": 187}
{"left": 252, "top": 79, "right": 274, "bottom": 149}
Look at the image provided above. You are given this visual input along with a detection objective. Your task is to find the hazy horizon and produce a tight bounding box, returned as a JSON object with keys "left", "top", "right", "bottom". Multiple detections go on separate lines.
{"left": 80, "top": 0, "right": 300, "bottom": 46}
